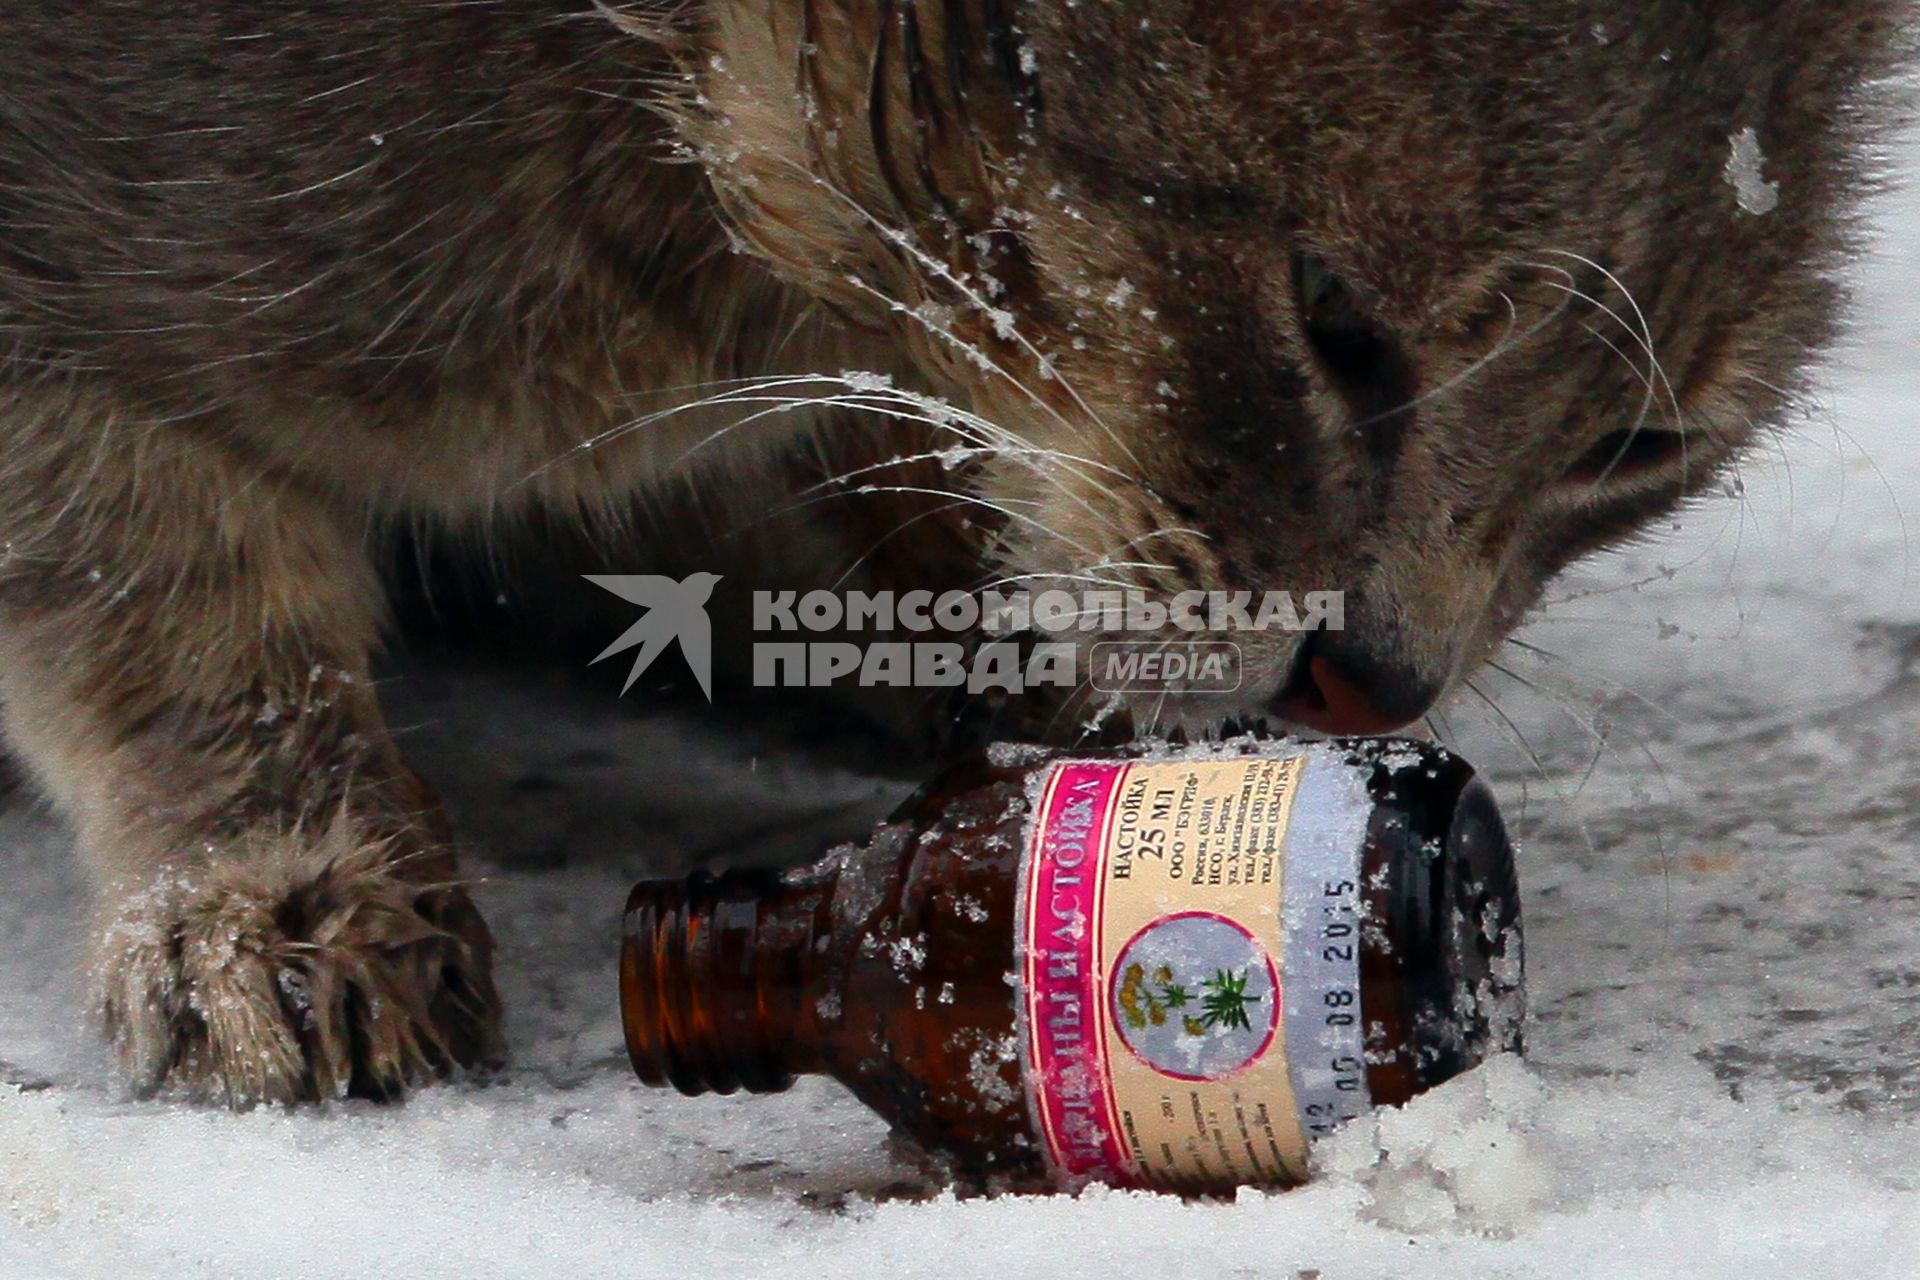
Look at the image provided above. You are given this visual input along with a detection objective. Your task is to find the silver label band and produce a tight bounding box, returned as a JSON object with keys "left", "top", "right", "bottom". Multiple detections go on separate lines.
{"left": 1281, "top": 754, "right": 1374, "bottom": 1141}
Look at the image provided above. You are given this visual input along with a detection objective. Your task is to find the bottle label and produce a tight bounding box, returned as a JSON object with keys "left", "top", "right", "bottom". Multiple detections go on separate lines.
{"left": 1016, "top": 752, "right": 1371, "bottom": 1190}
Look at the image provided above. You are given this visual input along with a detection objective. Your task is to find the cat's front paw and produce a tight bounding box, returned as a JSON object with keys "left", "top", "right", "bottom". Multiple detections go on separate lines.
{"left": 96, "top": 816, "right": 501, "bottom": 1105}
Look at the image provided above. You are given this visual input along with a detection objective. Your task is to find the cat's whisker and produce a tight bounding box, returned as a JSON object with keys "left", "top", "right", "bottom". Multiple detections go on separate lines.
{"left": 1498, "top": 639, "right": 1683, "bottom": 734}
{"left": 766, "top": 480, "right": 1115, "bottom": 574}
{"left": 1091, "top": 524, "right": 1215, "bottom": 557}
{"left": 1739, "top": 369, "right": 1913, "bottom": 588}
{"left": 787, "top": 396, "right": 1137, "bottom": 489}
{"left": 1575, "top": 319, "right": 1669, "bottom": 485}
{"left": 1538, "top": 507, "right": 1747, "bottom": 607}
{"left": 1141, "top": 633, "right": 1187, "bottom": 739}
{"left": 519, "top": 373, "right": 1120, "bottom": 546}
{"left": 1477, "top": 659, "right": 1679, "bottom": 928}
{"left": 1461, "top": 677, "right": 1551, "bottom": 783}
{"left": 1526, "top": 258, "right": 1680, "bottom": 460}
{"left": 1349, "top": 274, "right": 1584, "bottom": 430}
{"left": 777, "top": 157, "right": 1151, "bottom": 481}
{"left": 1483, "top": 655, "right": 1678, "bottom": 805}
{"left": 517, "top": 373, "right": 860, "bottom": 483}
{"left": 834, "top": 274, "right": 1137, "bottom": 475}
{"left": 1542, "top": 249, "right": 1684, "bottom": 429}
{"left": 799, "top": 446, "right": 1024, "bottom": 498}
{"left": 972, "top": 570, "right": 1151, "bottom": 597}
{"left": 819, "top": 497, "right": 981, "bottom": 594}
{"left": 1531, "top": 270, "right": 1665, "bottom": 428}
{"left": 974, "top": 522, "right": 1210, "bottom": 597}
{"left": 784, "top": 405, "right": 1146, "bottom": 551}
{"left": 1039, "top": 669, "right": 1107, "bottom": 743}
{"left": 743, "top": 146, "right": 1088, "bottom": 446}
{"left": 1458, "top": 677, "right": 1611, "bottom": 880}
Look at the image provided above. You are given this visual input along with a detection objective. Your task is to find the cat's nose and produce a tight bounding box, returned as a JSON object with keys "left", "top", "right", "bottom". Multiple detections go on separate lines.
{"left": 1270, "top": 638, "right": 1435, "bottom": 735}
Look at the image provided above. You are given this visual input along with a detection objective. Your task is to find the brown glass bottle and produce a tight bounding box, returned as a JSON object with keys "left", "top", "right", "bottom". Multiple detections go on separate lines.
{"left": 620, "top": 738, "right": 1524, "bottom": 1194}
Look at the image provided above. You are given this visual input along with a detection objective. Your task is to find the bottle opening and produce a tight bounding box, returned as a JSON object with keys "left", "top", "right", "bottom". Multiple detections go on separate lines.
{"left": 620, "top": 871, "right": 800, "bottom": 1097}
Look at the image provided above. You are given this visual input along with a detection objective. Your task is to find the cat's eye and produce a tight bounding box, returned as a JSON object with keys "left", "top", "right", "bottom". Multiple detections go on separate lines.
{"left": 1296, "top": 253, "right": 1345, "bottom": 315}
{"left": 1563, "top": 427, "right": 1687, "bottom": 485}
{"left": 1291, "top": 253, "right": 1417, "bottom": 427}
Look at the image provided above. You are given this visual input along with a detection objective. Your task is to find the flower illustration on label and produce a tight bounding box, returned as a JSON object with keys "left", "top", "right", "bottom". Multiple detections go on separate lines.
{"left": 1109, "top": 913, "right": 1279, "bottom": 1081}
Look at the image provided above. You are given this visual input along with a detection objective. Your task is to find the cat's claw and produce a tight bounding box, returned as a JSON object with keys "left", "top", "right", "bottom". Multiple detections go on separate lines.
{"left": 97, "top": 819, "right": 500, "bottom": 1106}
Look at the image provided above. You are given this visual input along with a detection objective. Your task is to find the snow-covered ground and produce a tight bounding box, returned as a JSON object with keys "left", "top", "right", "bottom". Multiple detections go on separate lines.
{"left": 6, "top": 136, "right": 1920, "bottom": 1280}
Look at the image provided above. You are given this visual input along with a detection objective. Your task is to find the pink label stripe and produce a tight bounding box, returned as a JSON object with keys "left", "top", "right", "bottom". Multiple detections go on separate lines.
{"left": 1022, "top": 760, "right": 1134, "bottom": 1184}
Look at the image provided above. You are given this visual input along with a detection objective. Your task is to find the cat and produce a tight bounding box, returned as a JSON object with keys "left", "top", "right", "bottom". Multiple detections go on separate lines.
{"left": 0, "top": 0, "right": 1904, "bottom": 1103}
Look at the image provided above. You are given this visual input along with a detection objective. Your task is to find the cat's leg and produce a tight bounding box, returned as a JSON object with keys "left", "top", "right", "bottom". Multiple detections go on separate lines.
{"left": 0, "top": 392, "right": 499, "bottom": 1104}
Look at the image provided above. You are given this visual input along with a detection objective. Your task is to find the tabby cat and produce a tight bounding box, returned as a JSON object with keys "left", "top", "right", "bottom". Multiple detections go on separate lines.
{"left": 0, "top": 0, "right": 1902, "bottom": 1101}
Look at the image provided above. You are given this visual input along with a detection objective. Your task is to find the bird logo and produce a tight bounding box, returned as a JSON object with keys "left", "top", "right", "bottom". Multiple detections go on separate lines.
{"left": 584, "top": 572, "right": 722, "bottom": 700}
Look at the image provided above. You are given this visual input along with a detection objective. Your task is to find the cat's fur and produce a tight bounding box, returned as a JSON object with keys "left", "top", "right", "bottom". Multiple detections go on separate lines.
{"left": 0, "top": 0, "right": 1904, "bottom": 1102}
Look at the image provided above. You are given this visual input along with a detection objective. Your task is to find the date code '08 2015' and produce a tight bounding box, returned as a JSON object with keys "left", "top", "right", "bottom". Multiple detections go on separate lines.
{"left": 1303, "top": 875, "right": 1366, "bottom": 1137}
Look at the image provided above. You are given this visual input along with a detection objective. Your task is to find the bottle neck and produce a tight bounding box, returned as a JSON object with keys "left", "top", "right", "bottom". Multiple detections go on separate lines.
{"left": 620, "top": 868, "right": 831, "bottom": 1095}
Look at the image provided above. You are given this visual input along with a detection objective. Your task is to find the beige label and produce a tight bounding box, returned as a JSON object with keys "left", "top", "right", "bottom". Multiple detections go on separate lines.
{"left": 1021, "top": 754, "right": 1314, "bottom": 1190}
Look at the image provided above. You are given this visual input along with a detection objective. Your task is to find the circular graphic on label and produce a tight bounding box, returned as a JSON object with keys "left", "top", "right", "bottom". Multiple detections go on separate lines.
{"left": 1109, "top": 912, "right": 1280, "bottom": 1082}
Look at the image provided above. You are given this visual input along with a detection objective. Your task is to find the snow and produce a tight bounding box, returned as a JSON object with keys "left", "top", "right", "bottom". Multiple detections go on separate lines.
{"left": 6, "top": 119, "right": 1920, "bottom": 1280}
{"left": 1725, "top": 128, "right": 1783, "bottom": 216}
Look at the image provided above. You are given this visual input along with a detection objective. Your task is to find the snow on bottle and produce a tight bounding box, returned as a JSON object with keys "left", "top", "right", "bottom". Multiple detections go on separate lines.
{"left": 619, "top": 737, "right": 1525, "bottom": 1193}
